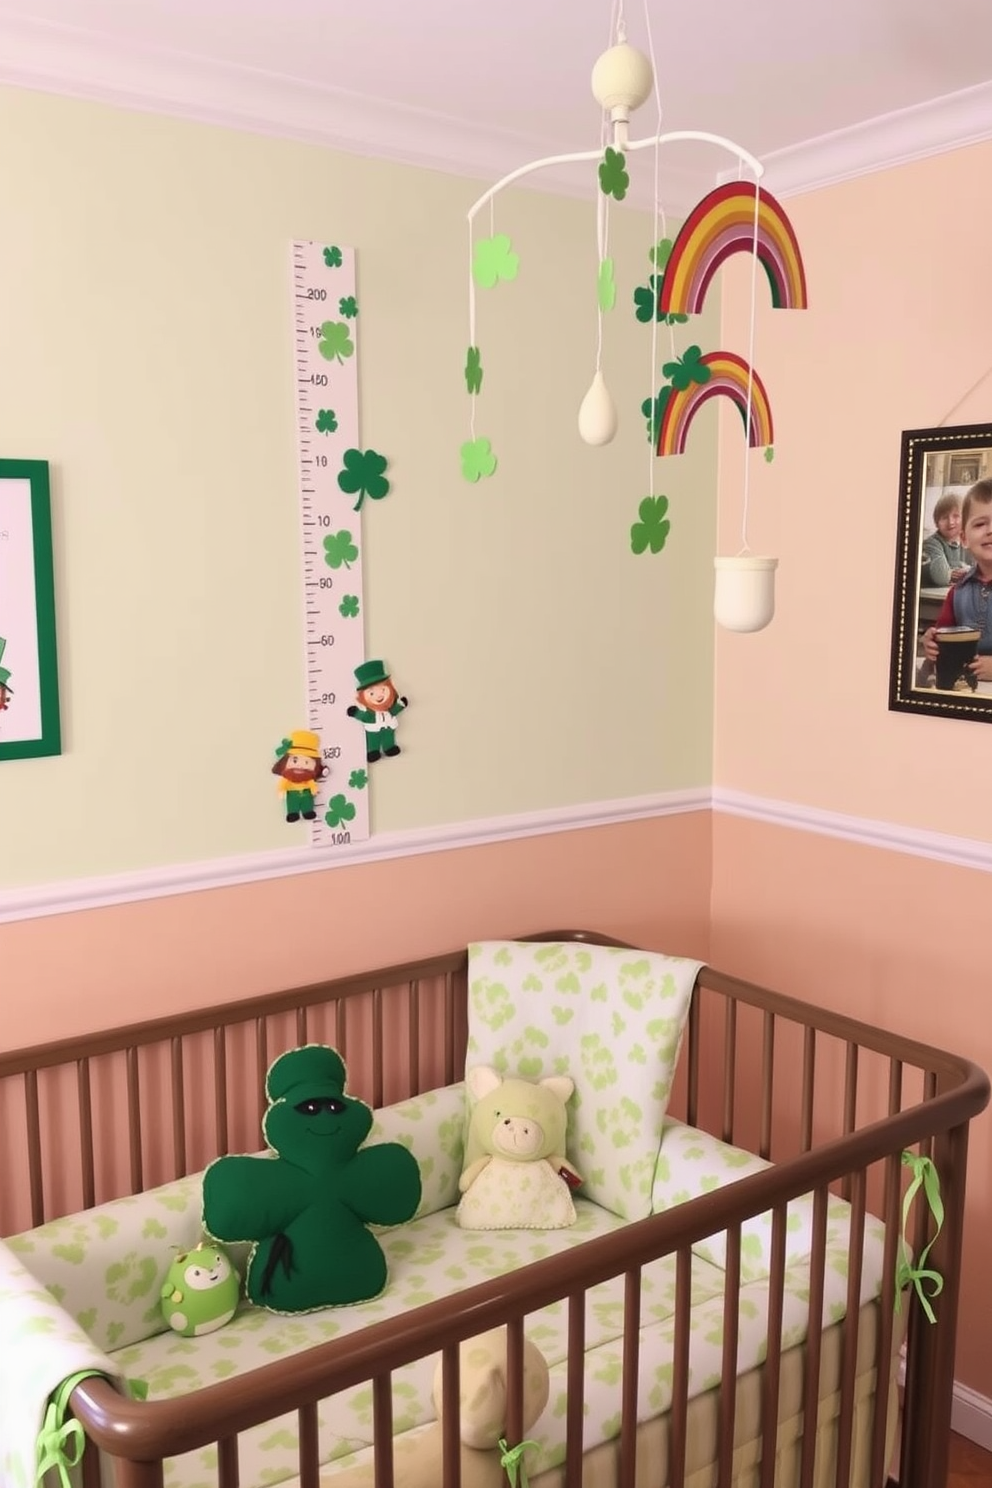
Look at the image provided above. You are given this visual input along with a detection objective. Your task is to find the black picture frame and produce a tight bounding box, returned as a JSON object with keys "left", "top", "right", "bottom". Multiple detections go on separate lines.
{"left": 889, "top": 422, "right": 992, "bottom": 723}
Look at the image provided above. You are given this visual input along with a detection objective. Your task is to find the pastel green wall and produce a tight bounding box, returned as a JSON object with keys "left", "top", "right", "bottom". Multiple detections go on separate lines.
{"left": 0, "top": 87, "right": 718, "bottom": 889}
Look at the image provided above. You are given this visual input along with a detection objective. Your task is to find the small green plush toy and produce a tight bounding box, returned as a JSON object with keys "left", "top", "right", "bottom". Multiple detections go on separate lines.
{"left": 160, "top": 1241, "right": 240, "bottom": 1337}
{"left": 202, "top": 1045, "right": 421, "bottom": 1313}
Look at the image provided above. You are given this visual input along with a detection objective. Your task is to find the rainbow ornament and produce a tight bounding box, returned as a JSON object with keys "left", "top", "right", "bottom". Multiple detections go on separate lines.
{"left": 658, "top": 182, "right": 808, "bottom": 316}
{"left": 657, "top": 352, "right": 773, "bottom": 458}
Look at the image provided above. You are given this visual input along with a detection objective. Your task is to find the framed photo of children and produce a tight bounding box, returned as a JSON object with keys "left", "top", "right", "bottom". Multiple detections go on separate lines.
{"left": 0, "top": 460, "right": 61, "bottom": 761}
{"left": 889, "top": 423, "right": 992, "bottom": 723}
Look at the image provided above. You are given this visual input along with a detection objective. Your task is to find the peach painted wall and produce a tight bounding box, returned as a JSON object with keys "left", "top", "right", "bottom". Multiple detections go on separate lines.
{"left": 713, "top": 141, "right": 992, "bottom": 1397}
{"left": 0, "top": 812, "right": 710, "bottom": 1048}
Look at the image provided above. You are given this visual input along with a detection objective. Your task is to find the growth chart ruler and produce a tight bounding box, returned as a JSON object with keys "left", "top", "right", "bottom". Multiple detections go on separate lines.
{"left": 291, "top": 239, "right": 370, "bottom": 849}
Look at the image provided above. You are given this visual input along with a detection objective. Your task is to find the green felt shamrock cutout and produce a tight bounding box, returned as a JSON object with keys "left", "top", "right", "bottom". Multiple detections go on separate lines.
{"left": 472, "top": 234, "right": 519, "bottom": 289}
{"left": 338, "top": 296, "right": 358, "bottom": 318}
{"left": 318, "top": 321, "right": 354, "bottom": 364}
{"left": 323, "top": 246, "right": 343, "bottom": 268}
{"left": 662, "top": 345, "right": 710, "bottom": 391}
{"left": 649, "top": 238, "right": 673, "bottom": 268}
{"left": 597, "top": 258, "right": 616, "bottom": 312}
{"left": 323, "top": 530, "right": 359, "bottom": 570}
{"left": 641, "top": 386, "right": 673, "bottom": 444}
{"left": 599, "top": 147, "right": 629, "bottom": 202}
{"left": 275, "top": 737, "right": 293, "bottom": 759}
{"left": 460, "top": 437, "right": 497, "bottom": 483}
{"left": 632, "top": 275, "right": 690, "bottom": 326}
{"left": 630, "top": 495, "right": 671, "bottom": 555}
{"left": 465, "top": 345, "right": 483, "bottom": 395}
{"left": 764, "top": 446, "right": 775, "bottom": 463}
{"left": 325, "top": 794, "right": 357, "bottom": 830}
{"left": 337, "top": 449, "right": 390, "bottom": 511}
{"left": 338, "top": 594, "right": 360, "bottom": 618}
{"left": 315, "top": 409, "right": 338, "bottom": 434}
{"left": 349, "top": 769, "right": 368, "bottom": 790}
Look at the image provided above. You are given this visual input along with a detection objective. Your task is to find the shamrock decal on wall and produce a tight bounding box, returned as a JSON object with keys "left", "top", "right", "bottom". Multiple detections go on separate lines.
{"left": 662, "top": 345, "right": 711, "bottom": 391}
{"left": 460, "top": 437, "right": 498, "bottom": 483}
{"left": 338, "top": 296, "right": 358, "bottom": 318}
{"left": 323, "top": 531, "right": 359, "bottom": 570}
{"left": 323, "top": 246, "right": 343, "bottom": 268}
{"left": 318, "top": 321, "right": 354, "bottom": 364}
{"left": 598, "top": 148, "right": 629, "bottom": 202}
{"left": 465, "top": 346, "right": 483, "bottom": 395}
{"left": 315, "top": 409, "right": 338, "bottom": 434}
{"left": 338, "top": 594, "right": 360, "bottom": 618}
{"left": 597, "top": 258, "right": 616, "bottom": 312}
{"left": 472, "top": 234, "right": 519, "bottom": 289}
{"left": 337, "top": 449, "right": 390, "bottom": 511}
{"left": 325, "top": 794, "right": 357, "bottom": 830}
{"left": 630, "top": 495, "right": 671, "bottom": 555}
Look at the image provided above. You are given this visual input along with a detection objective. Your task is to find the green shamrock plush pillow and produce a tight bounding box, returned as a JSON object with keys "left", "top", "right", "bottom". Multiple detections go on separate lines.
{"left": 466, "top": 940, "right": 702, "bottom": 1221}
{"left": 202, "top": 1045, "right": 421, "bottom": 1314}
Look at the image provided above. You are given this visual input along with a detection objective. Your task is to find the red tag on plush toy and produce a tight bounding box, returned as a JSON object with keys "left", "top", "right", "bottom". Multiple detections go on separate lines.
{"left": 558, "top": 1166, "right": 583, "bottom": 1190}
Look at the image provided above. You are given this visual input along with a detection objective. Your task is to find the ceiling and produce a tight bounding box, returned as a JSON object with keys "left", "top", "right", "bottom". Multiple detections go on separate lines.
{"left": 1, "top": 0, "right": 991, "bottom": 208}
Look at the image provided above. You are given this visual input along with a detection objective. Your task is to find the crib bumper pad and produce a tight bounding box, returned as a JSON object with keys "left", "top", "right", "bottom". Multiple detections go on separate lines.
{"left": 0, "top": 1095, "right": 888, "bottom": 1488}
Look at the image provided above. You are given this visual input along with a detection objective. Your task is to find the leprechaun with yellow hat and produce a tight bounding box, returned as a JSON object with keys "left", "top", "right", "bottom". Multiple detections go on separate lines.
{"left": 346, "top": 660, "right": 408, "bottom": 763}
{"left": 0, "top": 637, "right": 12, "bottom": 718}
{"left": 271, "top": 730, "right": 327, "bottom": 822}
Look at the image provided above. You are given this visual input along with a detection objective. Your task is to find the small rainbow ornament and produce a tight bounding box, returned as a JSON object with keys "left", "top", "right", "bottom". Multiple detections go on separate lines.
{"left": 657, "top": 351, "right": 773, "bottom": 458}
{"left": 659, "top": 181, "right": 808, "bottom": 317}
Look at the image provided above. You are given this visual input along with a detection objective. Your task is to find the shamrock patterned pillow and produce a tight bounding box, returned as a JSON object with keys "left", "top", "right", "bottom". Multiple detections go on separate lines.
{"left": 466, "top": 941, "right": 702, "bottom": 1221}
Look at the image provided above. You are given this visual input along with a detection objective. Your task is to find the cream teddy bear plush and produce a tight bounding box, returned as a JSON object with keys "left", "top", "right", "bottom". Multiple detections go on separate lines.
{"left": 457, "top": 1065, "right": 582, "bottom": 1231}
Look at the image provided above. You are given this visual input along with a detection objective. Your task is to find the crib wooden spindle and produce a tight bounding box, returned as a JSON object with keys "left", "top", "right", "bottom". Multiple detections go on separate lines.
{"left": 217, "top": 1435, "right": 239, "bottom": 1488}
{"left": 758, "top": 1205, "right": 787, "bottom": 1488}
{"left": 80, "top": 1438, "right": 101, "bottom": 1488}
{"left": 835, "top": 1167, "right": 866, "bottom": 1488}
{"left": 76, "top": 1058, "right": 96, "bottom": 1211}
{"left": 669, "top": 1246, "right": 693, "bottom": 1488}
{"left": 686, "top": 985, "right": 701, "bottom": 1128}
{"left": 840, "top": 1043, "right": 859, "bottom": 1200}
{"left": 296, "top": 1004, "right": 309, "bottom": 1045}
{"left": 504, "top": 1316, "right": 525, "bottom": 1449}
{"left": 298, "top": 1401, "right": 321, "bottom": 1488}
{"left": 619, "top": 1268, "right": 641, "bottom": 1488}
{"left": 869, "top": 1151, "right": 903, "bottom": 1488}
{"left": 372, "top": 1373, "right": 395, "bottom": 1488}
{"left": 125, "top": 1046, "right": 143, "bottom": 1194}
{"left": 722, "top": 1000, "right": 737, "bottom": 1144}
{"left": 801, "top": 1027, "right": 816, "bottom": 1153}
{"left": 716, "top": 1224, "right": 742, "bottom": 1488}
{"left": 408, "top": 980, "right": 420, "bottom": 1093}
{"left": 170, "top": 1035, "right": 187, "bottom": 1179}
{"left": 439, "top": 1342, "right": 461, "bottom": 1488}
{"left": 214, "top": 1026, "right": 229, "bottom": 1154}
{"left": 255, "top": 1018, "right": 269, "bottom": 1127}
{"left": 371, "top": 987, "right": 384, "bottom": 1110}
{"left": 759, "top": 1012, "right": 775, "bottom": 1159}
{"left": 443, "top": 971, "right": 456, "bottom": 1086}
{"left": 336, "top": 997, "right": 348, "bottom": 1061}
{"left": 798, "top": 1185, "right": 830, "bottom": 1488}
{"left": 566, "top": 1292, "right": 586, "bottom": 1488}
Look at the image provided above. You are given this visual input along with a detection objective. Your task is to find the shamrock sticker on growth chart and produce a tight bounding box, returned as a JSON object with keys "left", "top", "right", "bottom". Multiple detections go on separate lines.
{"left": 598, "top": 147, "right": 629, "bottom": 202}
{"left": 323, "top": 530, "right": 359, "bottom": 570}
{"left": 323, "top": 245, "right": 343, "bottom": 268}
{"left": 630, "top": 495, "right": 671, "bottom": 556}
{"left": 472, "top": 234, "right": 519, "bottom": 289}
{"left": 338, "top": 296, "right": 358, "bottom": 318}
{"left": 324, "top": 794, "right": 357, "bottom": 830}
{"left": 460, "top": 437, "right": 497, "bottom": 483}
{"left": 338, "top": 594, "right": 360, "bottom": 618}
{"left": 337, "top": 448, "right": 391, "bottom": 511}
{"left": 315, "top": 409, "right": 338, "bottom": 434}
{"left": 318, "top": 321, "right": 354, "bottom": 364}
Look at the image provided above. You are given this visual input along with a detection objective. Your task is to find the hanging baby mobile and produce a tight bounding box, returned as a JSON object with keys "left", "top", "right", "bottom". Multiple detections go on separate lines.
{"left": 462, "top": 2, "right": 808, "bottom": 633}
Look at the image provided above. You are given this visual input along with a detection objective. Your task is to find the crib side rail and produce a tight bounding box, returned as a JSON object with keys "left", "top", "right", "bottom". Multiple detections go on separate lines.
{"left": 68, "top": 1057, "right": 987, "bottom": 1471}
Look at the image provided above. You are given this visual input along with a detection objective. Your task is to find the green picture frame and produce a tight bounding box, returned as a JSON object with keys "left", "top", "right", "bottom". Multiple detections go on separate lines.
{"left": 0, "top": 460, "right": 61, "bottom": 761}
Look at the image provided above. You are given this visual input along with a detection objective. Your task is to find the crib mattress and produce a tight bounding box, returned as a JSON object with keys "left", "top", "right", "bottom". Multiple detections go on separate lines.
{"left": 103, "top": 1194, "right": 887, "bottom": 1488}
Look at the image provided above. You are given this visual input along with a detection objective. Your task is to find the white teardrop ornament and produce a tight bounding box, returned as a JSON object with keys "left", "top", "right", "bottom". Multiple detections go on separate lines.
{"left": 577, "top": 371, "right": 618, "bottom": 446}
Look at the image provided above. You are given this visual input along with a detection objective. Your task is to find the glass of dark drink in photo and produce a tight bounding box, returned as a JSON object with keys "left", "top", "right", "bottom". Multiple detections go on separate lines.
{"left": 934, "top": 626, "right": 981, "bottom": 691}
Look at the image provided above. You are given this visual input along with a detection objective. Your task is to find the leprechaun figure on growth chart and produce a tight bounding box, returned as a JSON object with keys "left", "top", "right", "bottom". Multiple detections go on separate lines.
{"left": 346, "top": 660, "right": 408, "bottom": 762}
{"left": 0, "top": 637, "right": 12, "bottom": 721}
{"left": 271, "top": 730, "right": 327, "bottom": 822}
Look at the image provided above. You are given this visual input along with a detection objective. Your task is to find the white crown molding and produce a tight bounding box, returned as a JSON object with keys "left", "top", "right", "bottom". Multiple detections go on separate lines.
{"left": 713, "top": 787, "right": 992, "bottom": 875}
{"left": 720, "top": 79, "right": 992, "bottom": 199}
{"left": 0, "top": 788, "right": 708, "bottom": 925}
{"left": 0, "top": 14, "right": 701, "bottom": 212}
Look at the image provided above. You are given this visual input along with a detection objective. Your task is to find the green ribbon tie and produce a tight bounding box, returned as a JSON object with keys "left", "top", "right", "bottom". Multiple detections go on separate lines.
{"left": 895, "top": 1150, "right": 944, "bottom": 1324}
{"left": 498, "top": 1436, "right": 539, "bottom": 1488}
{"left": 36, "top": 1373, "right": 148, "bottom": 1487}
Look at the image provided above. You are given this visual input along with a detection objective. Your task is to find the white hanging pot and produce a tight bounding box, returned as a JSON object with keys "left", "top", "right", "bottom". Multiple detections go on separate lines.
{"left": 577, "top": 371, "right": 618, "bottom": 446}
{"left": 714, "top": 555, "right": 778, "bottom": 633}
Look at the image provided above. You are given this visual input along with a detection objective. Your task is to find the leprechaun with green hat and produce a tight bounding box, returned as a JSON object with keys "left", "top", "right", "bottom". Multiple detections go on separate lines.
{"left": 0, "top": 637, "right": 12, "bottom": 716}
{"left": 346, "top": 660, "right": 408, "bottom": 762}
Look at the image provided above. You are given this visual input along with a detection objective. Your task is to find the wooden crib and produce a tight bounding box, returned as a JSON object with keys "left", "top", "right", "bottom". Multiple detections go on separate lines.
{"left": 0, "top": 929, "right": 987, "bottom": 1488}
